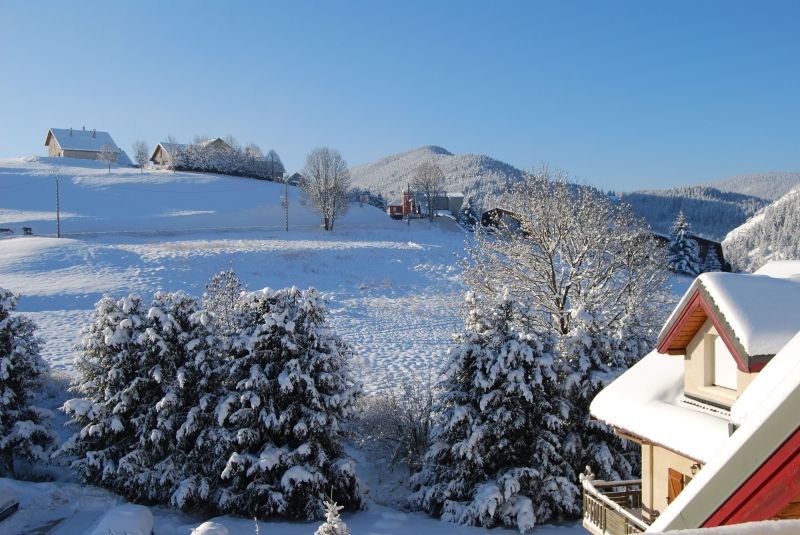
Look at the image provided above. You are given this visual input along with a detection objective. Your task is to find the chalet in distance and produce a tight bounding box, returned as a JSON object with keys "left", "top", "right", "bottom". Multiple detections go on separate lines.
{"left": 149, "top": 137, "right": 231, "bottom": 166}
{"left": 583, "top": 261, "right": 800, "bottom": 534}
{"left": 44, "top": 127, "right": 131, "bottom": 164}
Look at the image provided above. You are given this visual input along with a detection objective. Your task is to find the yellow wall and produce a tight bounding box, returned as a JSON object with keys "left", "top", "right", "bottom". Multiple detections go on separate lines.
{"left": 682, "top": 319, "right": 758, "bottom": 408}
{"left": 641, "top": 443, "right": 699, "bottom": 519}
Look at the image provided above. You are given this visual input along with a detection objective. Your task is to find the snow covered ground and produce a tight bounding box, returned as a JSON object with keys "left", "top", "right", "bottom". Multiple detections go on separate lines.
{"left": 0, "top": 157, "right": 584, "bottom": 534}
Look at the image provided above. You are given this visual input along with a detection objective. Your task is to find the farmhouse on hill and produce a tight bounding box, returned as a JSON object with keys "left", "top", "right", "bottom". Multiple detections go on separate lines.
{"left": 149, "top": 137, "right": 231, "bottom": 166}
{"left": 582, "top": 260, "right": 800, "bottom": 534}
{"left": 44, "top": 127, "right": 131, "bottom": 164}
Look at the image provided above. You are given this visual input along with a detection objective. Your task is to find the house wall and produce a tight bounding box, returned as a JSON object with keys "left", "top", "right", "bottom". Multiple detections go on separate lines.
{"left": 47, "top": 138, "right": 61, "bottom": 157}
{"left": 60, "top": 149, "right": 109, "bottom": 161}
{"left": 683, "top": 320, "right": 757, "bottom": 408}
{"left": 151, "top": 146, "right": 167, "bottom": 165}
{"left": 642, "top": 443, "right": 699, "bottom": 519}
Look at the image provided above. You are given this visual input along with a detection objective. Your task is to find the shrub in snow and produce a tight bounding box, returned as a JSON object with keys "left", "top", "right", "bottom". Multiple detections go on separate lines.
{"left": 411, "top": 292, "right": 578, "bottom": 532}
{"left": 314, "top": 499, "right": 351, "bottom": 535}
{"left": 60, "top": 292, "right": 216, "bottom": 502}
{"left": 215, "top": 287, "right": 362, "bottom": 520}
{"left": 352, "top": 377, "right": 434, "bottom": 472}
{"left": 0, "top": 288, "right": 58, "bottom": 478}
{"left": 668, "top": 211, "right": 701, "bottom": 276}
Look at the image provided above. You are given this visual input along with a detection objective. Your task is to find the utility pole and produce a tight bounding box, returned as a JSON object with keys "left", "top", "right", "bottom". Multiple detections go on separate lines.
{"left": 55, "top": 175, "right": 61, "bottom": 238}
{"left": 283, "top": 174, "right": 289, "bottom": 232}
{"left": 406, "top": 182, "right": 411, "bottom": 226}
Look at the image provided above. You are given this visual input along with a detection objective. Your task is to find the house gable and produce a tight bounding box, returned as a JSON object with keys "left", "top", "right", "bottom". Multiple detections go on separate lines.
{"left": 658, "top": 287, "right": 767, "bottom": 373}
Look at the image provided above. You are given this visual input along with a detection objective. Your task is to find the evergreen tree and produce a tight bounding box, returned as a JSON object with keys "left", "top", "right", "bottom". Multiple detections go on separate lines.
{"left": 668, "top": 211, "right": 701, "bottom": 276}
{"left": 215, "top": 287, "right": 362, "bottom": 520}
{"left": 410, "top": 292, "right": 578, "bottom": 533}
{"left": 60, "top": 292, "right": 214, "bottom": 501}
{"left": 701, "top": 246, "right": 722, "bottom": 273}
{"left": 457, "top": 196, "right": 480, "bottom": 230}
{"left": 314, "top": 500, "right": 351, "bottom": 535}
{"left": 0, "top": 288, "right": 58, "bottom": 477}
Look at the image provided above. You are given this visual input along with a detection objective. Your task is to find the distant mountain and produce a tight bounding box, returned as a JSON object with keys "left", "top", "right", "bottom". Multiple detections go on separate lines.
{"left": 703, "top": 172, "right": 800, "bottom": 202}
{"left": 723, "top": 185, "right": 800, "bottom": 272}
{"left": 619, "top": 186, "right": 768, "bottom": 241}
{"left": 349, "top": 146, "right": 525, "bottom": 208}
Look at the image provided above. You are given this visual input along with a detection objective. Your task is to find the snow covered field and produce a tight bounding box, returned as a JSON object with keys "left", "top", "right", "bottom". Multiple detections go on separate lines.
{"left": 0, "top": 158, "right": 583, "bottom": 534}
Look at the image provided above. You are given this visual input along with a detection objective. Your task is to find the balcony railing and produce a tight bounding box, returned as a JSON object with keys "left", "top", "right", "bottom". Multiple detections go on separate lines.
{"left": 582, "top": 478, "right": 650, "bottom": 535}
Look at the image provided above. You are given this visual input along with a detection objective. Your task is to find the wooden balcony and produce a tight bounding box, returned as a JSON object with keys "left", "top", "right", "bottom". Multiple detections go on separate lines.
{"left": 582, "top": 478, "right": 650, "bottom": 535}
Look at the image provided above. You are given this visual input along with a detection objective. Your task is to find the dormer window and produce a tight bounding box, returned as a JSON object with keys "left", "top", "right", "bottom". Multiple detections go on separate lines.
{"left": 713, "top": 335, "right": 738, "bottom": 390}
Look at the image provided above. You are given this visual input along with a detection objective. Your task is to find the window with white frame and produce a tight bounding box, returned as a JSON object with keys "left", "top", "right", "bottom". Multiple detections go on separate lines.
{"left": 713, "top": 335, "right": 738, "bottom": 390}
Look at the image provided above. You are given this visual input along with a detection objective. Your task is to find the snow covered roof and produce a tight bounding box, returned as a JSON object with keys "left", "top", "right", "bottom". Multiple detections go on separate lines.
{"left": 647, "top": 332, "right": 800, "bottom": 531}
{"left": 590, "top": 351, "right": 731, "bottom": 462}
{"left": 658, "top": 261, "right": 800, "bottom": 367}
{"left": 45, "top": 128, "right": 120, "bottom": 153}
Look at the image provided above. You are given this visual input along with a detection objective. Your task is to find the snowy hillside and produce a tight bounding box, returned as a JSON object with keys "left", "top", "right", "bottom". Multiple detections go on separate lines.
{"left": 619, "top": 186, "right": 767, "bottom": 240}
{"left": 704, "top": 171, "right": 800, "bottom": 201}
{"left": 723, "top": 185, "right": 800, "bottom": 272}
{"left": 0, "top": 156, "right": 388, "bottom": 235}
{"left": 349, "top": 145, "right": 524, "bottom": 209}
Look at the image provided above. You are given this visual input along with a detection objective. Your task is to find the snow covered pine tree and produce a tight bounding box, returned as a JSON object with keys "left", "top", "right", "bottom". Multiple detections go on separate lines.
{"left": 411, "top": 291, "right": 578, "bottom": 532}
{"left": 314, "top": 499, "right": 351, "bottom": 535}
{"left": 215, "top": 287, "right": 362, "bottom": 520}
{"left": 452, "top": 168, "right": 671, "bottom": 526}
{"left": 0, "top": 288, "right": 58, "bottom": 477}
{"left": 60, "top": 292, "right": 216, "bottom": 503}
{"left": 668, "top": 210, "right": 701, "bottom": 276}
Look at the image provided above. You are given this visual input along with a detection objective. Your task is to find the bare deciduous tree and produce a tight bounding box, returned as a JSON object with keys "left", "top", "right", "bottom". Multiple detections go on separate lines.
{"left": 132, "top": 140, "right": 149, "bottom": 173}
{"left": 96, "top": 144, "right": 117, "bottom": 173}
{"left": 466, "top": 166, "right": 671, "bottom": 338}
{"left": 301, "top": 147, "right": 351, "bottom": 231}
{"left": 265, "top": 149, "right": 285, "bottom": 181}
{"left": 412, "top": 161, "right": 445, "bottom": 221}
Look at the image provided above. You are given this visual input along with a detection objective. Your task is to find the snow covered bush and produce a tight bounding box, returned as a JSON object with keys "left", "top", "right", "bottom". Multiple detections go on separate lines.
{"left": 62, "top": 284, "right": 362, "bottom": 520}
{"left": 214, "top": 287, "right": 362, "bottom": 520}
{"left": 668, "top": 211, "right": 701, "bottom": 276}
{"left": 411, "top": 292, "right": 579, "bottom": 533}
{"left": 314, "top": 499, "right": 351, "bottom": 535}
{"left": 0, "top": 288, "right": 58, "bottom": 477}
{"left": 60, "top": 291, "right": 216, "bottom": 502}
{"left": 352, "top": 377, "right": 435, "bottom": 471}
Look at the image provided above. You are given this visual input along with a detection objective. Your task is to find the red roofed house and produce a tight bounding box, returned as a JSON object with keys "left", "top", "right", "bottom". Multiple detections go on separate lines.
{"left": 582, "top": 261, "right": 800, "bottom": 534}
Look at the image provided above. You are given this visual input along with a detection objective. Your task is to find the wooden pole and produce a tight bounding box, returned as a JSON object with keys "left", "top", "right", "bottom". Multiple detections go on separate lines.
{"left": 284, "top": 175, "right": 289, "bottom": 232}
{"left": 56, "top": 175, "right": 61, "bottom": 238}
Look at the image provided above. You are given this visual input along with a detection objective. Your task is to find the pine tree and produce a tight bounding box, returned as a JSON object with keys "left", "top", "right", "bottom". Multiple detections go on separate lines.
{"left": 314, "top": 500, "right": 351, "bottom": 535}
{"left": 559, "top": 308, "right": 639, "bottom": 483}
{"left": 215, "top": 287, "right": 362, "bottom": 520}
{"left": 668, "top": 211, "right": 700, "bottom": 276}
{"left": 701, "top": 246, "right": 722, "bottom": 273}
{"left": 115, "top": 292, "right": 217, "bottom": 503}
{"left": 0, "top": 288, "right": 58, "bottom": 477}
{"left": 60, "top": 292, "right": 215, "bottom": 500}
{"left": 410, "top": 292, "right": 578, "bottom": 533}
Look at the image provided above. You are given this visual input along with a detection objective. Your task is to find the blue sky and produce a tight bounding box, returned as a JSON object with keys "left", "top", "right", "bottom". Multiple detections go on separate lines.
{"left": 1, "top": 0, "right": 798, "bottom": 191}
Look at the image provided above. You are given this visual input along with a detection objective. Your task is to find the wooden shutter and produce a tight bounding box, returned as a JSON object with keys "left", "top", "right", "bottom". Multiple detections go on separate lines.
{"left": 667, "top": 468, "right": 685, "bottom": 504}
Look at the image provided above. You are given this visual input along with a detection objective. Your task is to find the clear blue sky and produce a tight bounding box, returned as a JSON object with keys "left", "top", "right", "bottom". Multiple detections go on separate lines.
{"left": 1, "top": 0, "right": 798, "bottom": 191}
